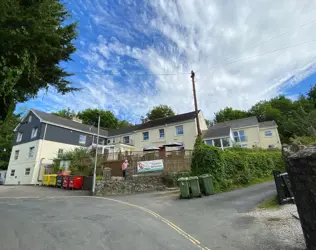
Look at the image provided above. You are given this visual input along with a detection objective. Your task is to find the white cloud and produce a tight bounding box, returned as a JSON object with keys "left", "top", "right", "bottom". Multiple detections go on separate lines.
{"left": 34, "top": 0, "right": 316, "bottom": 122}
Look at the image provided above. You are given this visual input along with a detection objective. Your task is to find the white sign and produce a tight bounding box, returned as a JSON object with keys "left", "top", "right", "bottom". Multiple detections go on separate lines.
{"left": 137, "top": 159, "right": 164, "bottom": 173}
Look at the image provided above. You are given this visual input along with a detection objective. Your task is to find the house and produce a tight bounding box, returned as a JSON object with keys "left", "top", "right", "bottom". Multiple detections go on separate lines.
{"left": 6, "top": 109, "right": 207, "bottom": 185}
{"left": 0, "top": 170, "right": 7, "bottom": 184}
{"left": 5, "top": 109, "right": 108, "bottom": 185}
{"left": 202, "top": 116, "right": 281, "bottom": 149}
{"left": 107, "top": 110, "right": 208, "bottom": 152}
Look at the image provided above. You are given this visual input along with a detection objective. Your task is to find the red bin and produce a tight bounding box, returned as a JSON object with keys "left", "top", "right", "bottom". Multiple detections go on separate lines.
{"left": 70, "top": 176, "right": 84, "bottom": 190}
{"left": 62, "top": 176, "right": 70, "bottom": 189}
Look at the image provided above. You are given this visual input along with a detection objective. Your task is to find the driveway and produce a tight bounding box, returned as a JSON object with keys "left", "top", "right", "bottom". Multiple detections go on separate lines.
{"left": 0, "top": 182, "right": 304, "bottom": 250}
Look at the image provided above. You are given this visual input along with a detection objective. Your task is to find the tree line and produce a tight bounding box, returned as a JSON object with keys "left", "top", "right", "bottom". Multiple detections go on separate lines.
{"left": 213, "top": 85, "right": 316, "bottom": 143}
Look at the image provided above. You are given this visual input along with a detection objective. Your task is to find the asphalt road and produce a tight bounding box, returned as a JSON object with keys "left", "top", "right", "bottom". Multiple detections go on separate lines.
{"left": 0, "top": 182, "right": 303, "bottom": 250}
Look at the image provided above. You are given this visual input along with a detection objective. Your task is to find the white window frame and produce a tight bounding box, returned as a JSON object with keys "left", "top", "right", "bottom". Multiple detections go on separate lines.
{"left": 123, "top": 136, "right": 130, "bottom": 144}
{"left": 28, "top": 115, "right": 32, "bottom": 123}
{"left": 159, "top": 129, "right": 165, "bottom": 138}
{"left": 10, "top": 170, "right": 15, "bottom": 176}
{"left": 233, "top": 130, "right": 247, "bottom": 142}
{"left": 25, "top": 168, "right": 31, "bottom": 175}
{"left": 28, "top": 147, "right": 35, "bottom": 158}
{"left": 204, "top": 137, "right": 232, "bottom": 150}
{"left": 58, "top": 149, "right": 63, "bottom": 158}
{"left": 79, "top": 135, "right": 86, "bottom": 145}
{"left": 17, "top": 132, "right": 23, "bottom": 142}
{"left": 264, "top": 130, "right": 273, "bottom": 137}
{"left": 176, "top": 125, "right": 184, "bottom": 135}
{"left": 14, "top": 150, "right": 19, "bottom": 160}
{"left": 31, "top": 127, "right": 38, "bottom": 138}
{"left": 143, "top": 132, "right": 149, "bottom": 140}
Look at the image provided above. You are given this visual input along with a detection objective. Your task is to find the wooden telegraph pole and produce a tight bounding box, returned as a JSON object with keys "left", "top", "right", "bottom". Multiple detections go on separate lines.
{"left": 191, "top": 70, "right": 201, "bottom": 136}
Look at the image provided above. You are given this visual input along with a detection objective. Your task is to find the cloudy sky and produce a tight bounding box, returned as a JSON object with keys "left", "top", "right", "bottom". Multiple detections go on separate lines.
{"left": 19, "top": 0, "right": 316, "bottom": 123}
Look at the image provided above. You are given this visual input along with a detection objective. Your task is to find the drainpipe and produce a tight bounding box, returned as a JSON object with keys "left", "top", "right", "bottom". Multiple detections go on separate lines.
{"left": 37, "top": 124, "right": 48, "bottom": 182}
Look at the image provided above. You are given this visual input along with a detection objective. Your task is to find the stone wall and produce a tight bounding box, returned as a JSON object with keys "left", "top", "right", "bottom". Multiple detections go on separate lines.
{"left": 95, "top": 172, "right": 165, "bottom": 196}
{"left": 282, "top": 144, "right": 316, "bottom": 250}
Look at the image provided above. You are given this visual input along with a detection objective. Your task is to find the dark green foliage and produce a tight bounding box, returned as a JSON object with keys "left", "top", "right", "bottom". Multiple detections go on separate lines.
{"left": 0, "top": 0, "right": 78, "bottom": 122}
{"left": 141, "top": 105, "right": 175, "bottom": 123}
{"left": 191, "top": 145, "right": 284, "bottom": 192}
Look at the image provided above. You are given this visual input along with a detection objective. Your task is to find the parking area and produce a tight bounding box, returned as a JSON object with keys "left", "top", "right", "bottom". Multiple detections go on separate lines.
{"left": 0, "top": 185, "right": 90, "bottom": 198}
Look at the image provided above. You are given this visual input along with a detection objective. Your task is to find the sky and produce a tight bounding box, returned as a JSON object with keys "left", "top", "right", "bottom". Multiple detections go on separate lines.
{"left": 18, "top": 0, "right": 316, "bottom": 123}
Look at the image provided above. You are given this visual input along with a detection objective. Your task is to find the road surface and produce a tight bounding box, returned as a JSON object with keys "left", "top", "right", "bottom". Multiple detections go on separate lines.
{"left": 0, "top": 182, "right": 303, "bottom": 250}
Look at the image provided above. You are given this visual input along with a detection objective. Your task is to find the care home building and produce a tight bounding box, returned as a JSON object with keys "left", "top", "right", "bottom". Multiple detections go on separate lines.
{"left": 5, "top": 109, "right": 207, "bottom": 185}
{"left": 202, "top": 116, "right": 281, "bottom": 150}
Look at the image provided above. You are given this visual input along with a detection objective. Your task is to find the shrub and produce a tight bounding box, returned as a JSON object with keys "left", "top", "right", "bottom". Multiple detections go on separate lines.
{"left": 191, "top": 145, "right": 284, "bottom": 192}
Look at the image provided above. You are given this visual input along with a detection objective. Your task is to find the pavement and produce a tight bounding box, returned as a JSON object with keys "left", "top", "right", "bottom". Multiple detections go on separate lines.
{"left": 0, "top": 183, "right": 304, "bottom": 250}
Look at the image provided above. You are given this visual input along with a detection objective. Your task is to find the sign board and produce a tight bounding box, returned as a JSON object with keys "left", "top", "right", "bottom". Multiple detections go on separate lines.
{"left": 137, "top": 159, "right": 164, "bottom": 173}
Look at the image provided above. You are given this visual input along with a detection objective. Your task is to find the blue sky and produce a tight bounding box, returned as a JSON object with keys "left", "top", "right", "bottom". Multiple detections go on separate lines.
{"left": 17, "top": 0, "right": 316, "bottom": 123}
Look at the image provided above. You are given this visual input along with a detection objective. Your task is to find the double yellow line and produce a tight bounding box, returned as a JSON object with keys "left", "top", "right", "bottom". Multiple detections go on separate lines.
{"left": 94, "top": 196, "right": 211, "bottom": 250}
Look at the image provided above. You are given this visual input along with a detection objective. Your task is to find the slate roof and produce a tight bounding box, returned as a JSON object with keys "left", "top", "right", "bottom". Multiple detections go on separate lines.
{"left": 108, "top": 111, "right": 198, "bottom": 136}
{"left": 202, "top": 126, "right": 231, "bottom": 139}
{"left": 259, "top": 120, "right": 277, "bottom": 128}
{"left": 31, "top": 109, "right": 108, "bottom": 137}
{"left": 213, "top": 116, "right": 259, "bottom": 129}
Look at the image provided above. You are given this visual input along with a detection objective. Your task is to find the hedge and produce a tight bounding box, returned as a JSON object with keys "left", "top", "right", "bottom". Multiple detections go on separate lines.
{"left": 191, "top": 143, "right": 284, "bottom": 192}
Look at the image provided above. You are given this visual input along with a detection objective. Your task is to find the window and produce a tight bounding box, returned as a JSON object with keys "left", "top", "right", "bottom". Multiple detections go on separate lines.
{"left": 159, "top": 129, "right": 165, "bottom": 138}
{"left": 25, "top": 168, "right": 31, "bottom": 175}
{"left": 31, "top": 127, "right": 38, "bottom": 138}
{"left": 17, "top": 132, "right": 23, "bottom": 142}
{"left": 123, "top": 136, "right": 130, "bottom": 144}
{"left": 204, "top": 139, "right": 213, "bottom": 145}
{"left": 28, "top": 115, "right": 32, "bottom": 123}
{"left": 14, "top": 150, "right": 19, "bottom": 160}
{"left": 264, "top": 130, "right": 273, "bottom": 137}
{"left": 99, "top": 138, "right": 105, "bottom": 145}
{"left": 143, "top": 132, "right": 149, "bottom": 140}
{"left": 176, "top": 125, "right": 184, "bottom": 135}
{"left": 29, "top": 147, "right": 35, "bottom": 158}
{"left": 58, "top": 149, "right": 63, "bottom": 158}
{"left": 107, "top": 139, "right": 111, "bottom": 144}
{"left": 10, "top": 170, "right": 15, "bottom": 176}
{"left": 79, "top": 135, "right": 86, "bottom": 145}
{"left": 213, "top": 138, "right": 221, "bottom": 147}
{"left": 222, "top": 138, "right": 230, "bottom": 147}
{"left": 233, "top": 130, "right": 247, "bottom": 142}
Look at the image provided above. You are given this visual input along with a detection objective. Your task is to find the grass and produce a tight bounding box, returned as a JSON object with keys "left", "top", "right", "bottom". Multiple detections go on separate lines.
{"left": 257, "top": 195, "right": 280, "bottom": 209}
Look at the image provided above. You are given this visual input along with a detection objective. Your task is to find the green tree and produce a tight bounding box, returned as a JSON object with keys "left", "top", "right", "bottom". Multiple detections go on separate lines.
{"left": 142, "top": 105, "right": 175, "bottom": 123}
{"left": 52, "top": 108, "right": 76, "bottom": 119}
{"left": 214, "top": 107, "right": 249, "bottom": 123}
{"left": 0, "top": 114, "right": 20, "bottom": 170}
{"left": 0, "top": 0, "right": 78, "bottom": 123}
{"left": 78, "top": 108, "right": 121, "bottom": 129}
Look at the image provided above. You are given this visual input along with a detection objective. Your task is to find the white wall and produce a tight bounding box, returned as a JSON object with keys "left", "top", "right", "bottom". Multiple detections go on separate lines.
{"left": 6, "top": 140, "right": 41, "bottom": 185}
{"left": 259, "top": 127, "right": 281, "bottom": 149}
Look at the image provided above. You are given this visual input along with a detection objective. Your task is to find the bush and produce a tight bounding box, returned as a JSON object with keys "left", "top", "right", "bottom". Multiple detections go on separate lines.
{"left": 191, "top": 144, "right": 284, "bottom": 192}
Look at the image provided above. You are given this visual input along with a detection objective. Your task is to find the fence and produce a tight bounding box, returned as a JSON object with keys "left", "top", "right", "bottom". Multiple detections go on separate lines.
{"left": 102, "top": 150, "right": 193, "bottom": 176}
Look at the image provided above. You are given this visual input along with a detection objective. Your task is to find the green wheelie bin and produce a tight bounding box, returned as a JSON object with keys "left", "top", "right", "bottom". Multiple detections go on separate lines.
{"left": 178, "top": 177, "right": 190, "bottom": 199}
{"left": 188, "top": 176, "right": 202, "bottom": 198}
{"left": 199, "top": 174, "right": 214, "bottom": 196}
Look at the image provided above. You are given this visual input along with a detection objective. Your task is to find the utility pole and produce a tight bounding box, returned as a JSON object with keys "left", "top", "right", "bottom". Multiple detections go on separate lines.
{"left": 92, "top": 112, "right": 101, "bottom": 195}
{"left": 191, "top": 70, "right": 201, "bottom": 136}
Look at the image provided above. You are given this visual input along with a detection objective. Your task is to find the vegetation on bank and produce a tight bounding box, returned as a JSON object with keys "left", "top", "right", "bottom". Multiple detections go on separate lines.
{"left": 257, "top": 195, "right": 280, "bottom": 209}
{"left": 191, "top": 137, "right": 284, "bottom": 193}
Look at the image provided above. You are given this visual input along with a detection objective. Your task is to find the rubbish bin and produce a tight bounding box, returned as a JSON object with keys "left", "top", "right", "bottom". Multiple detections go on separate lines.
{"left": 49, "top": 174, "right": 57, "bottom": 186}
{"left": 42, "top": 175, "right": 49, "bottom": 186}
{"left": 199, "top": 174, "right": 214, "bottom": 196}
{"left": 56, "top": 175, "right": 63, "bottom": 188}
{"left": 188, "top": 176, "right": 202, "bottom": 197}
{"left": 63, "top": 175, "right": 70, "bottom": 189}
{"left": 178, "top": 177, "right": 190, "bottom": 199}
{"left": 70, "top": 176, "right": 84, "bottom": 190}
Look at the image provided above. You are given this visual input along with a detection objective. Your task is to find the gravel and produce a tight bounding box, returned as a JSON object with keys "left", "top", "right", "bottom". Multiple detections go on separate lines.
{"left": 246, "top": 204, "right": 305, "bottom": 249}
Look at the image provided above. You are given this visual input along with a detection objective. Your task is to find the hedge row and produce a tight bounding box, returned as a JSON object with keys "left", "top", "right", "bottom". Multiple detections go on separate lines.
{"left": 191, "top": 142, "right": 284, "bottom": 192}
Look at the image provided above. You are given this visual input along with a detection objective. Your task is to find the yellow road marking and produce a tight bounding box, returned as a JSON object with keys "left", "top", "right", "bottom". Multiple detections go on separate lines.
{"left": 0, "top": 195, "right": 210, "bottom": 249}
